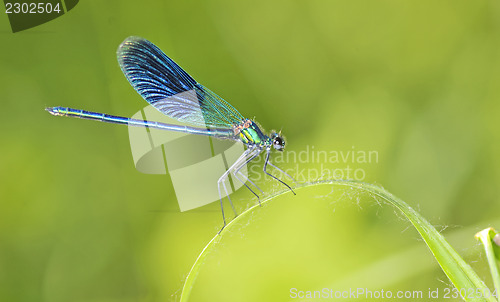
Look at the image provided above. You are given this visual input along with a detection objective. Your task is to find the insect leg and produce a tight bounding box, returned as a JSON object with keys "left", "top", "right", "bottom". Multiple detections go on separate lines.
{"left": 263, "top": 148, "right": 296, "bottom": 195}
{"left": 232, "top": 147, "right": 264, "bottom": 205}
{"left": 217, "top": 148, "right": 253, "bottom": 230}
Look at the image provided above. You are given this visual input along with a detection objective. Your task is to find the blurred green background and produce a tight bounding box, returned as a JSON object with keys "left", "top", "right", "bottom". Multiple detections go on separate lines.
{"left": 1, "top": 1, "right": 500, "bottom": 301}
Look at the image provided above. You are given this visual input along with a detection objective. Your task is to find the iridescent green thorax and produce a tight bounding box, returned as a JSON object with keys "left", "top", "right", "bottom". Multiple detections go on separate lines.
{"left": 235, "top": 119, "right": 270, "bottom": 146}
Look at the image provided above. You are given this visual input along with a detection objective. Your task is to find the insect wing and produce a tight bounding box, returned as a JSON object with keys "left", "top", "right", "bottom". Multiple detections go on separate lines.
{"left": 117, "top": 37, "right": 245, "bottom": 129}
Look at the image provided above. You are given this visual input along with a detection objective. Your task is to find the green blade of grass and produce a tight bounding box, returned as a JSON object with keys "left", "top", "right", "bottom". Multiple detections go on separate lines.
{"left": 475, "top": 228, "right": 500, "bottom": 301}
{"left": 180, "top": 179, "right": 493, "bottom": 302}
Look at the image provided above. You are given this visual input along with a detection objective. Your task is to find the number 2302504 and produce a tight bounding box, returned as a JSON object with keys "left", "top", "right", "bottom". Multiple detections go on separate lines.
{"left": 5, "top": 2, "right": 61, "bottom": 14}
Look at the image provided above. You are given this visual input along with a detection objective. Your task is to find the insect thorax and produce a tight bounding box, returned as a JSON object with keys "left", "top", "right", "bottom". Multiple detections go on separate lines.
{"left": 234, "top": 119, "right": 269, "bottom": 146}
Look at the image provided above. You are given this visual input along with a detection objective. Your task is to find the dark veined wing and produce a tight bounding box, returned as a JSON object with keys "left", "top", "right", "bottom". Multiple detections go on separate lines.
{"left": 117, "top": 36, "right": 245, "bottom": 129}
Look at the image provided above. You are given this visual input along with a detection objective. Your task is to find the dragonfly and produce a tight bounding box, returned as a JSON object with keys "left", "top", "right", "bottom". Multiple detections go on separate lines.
{"left": 46, "top": 36, "right": 296, "bottom": 229}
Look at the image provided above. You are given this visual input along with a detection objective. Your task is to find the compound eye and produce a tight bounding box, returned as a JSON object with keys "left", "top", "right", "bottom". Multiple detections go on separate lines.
{"left": 273, "top": 136, "right": 285, "bottom": 151}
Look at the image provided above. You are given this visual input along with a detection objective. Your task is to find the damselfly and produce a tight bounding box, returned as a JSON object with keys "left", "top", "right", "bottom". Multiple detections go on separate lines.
{"left": 47, "top": 37, "right": 296, "bottom": 228}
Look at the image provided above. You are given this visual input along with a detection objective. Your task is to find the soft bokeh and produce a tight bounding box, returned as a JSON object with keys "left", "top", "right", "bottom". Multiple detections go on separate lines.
{"left": 1, "top": 1, "right": 500, "bottom": 301}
